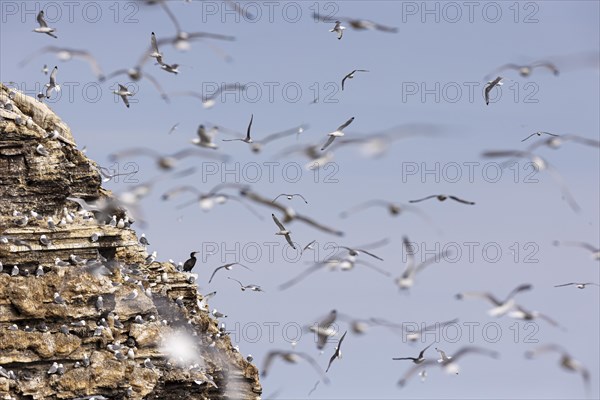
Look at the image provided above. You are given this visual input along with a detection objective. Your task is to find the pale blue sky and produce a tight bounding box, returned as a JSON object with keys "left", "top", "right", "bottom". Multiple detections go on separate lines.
{"left": 1, "top": 1, "right": 599, "bottom": 398}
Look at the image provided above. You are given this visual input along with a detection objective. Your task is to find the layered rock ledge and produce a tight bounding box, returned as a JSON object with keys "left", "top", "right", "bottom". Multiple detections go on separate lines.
{"left": 0, "top": 83, "right": 261, "bottom": 399}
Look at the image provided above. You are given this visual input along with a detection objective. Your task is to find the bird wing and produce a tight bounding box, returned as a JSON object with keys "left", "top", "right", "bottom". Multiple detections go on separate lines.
{"left": 158, "top": 0, "right": 182, "bottom": 32}
{"left": 451, "top": 346, "right": 499, "bottom": 362}
{"left": 313, "top": 12, "right": 336, "bottom": 22}
{"left": 337, "top": 331, "right": 348, "bottom": 348}
{"left": 104, "top": 69, "right": 129, "bottom": 80}
{"left": 161, "top": 185, "right": 201, "bottom": 201}
{"left": 208, "top": 266, "right": 224, "bottom": 283}
{"left": 489, "top": 76, "right": 503, "bottom": 86}
{"left": 558, "top": 241, "right": 599, "bottom": 252}
{"left": 261, "top": 351, "right": 284, "bottom": 377}
{"left": 531, "top": 61, "right": 559, "bottom": 75}
{"left": 278, "top": 261, "right": 328, "bottom": 290}
{"left": 415, "top": 250, "right": 451, "bottom": 274}
{"left": 227, "top": 276, "right": 244, "bottom": 288}
{"left": 108, "top": 147, "right": 160, "bottom": 161}
{"left": 170, "top": 148, "right": 228, "bottom": 162}
{"left": 337, "top": 117, "right": 355, "bottom": 131}
{"left": 246, "top": 114, "right": 254, "bottom": 141}
{"left": 373, "top": 23, "right": 398, "bottom": 32}
{"left": 302, "top": 240, "right": 316, "bottom": 251}
{"left": 484, "top": 77, "right": 502, "bottom": 103}
{"left": 207, "top": 84, "right": 246, "bottom": 100}
{"left": 49, "top": 66, "right": 58, "bottom": 84}
{"left": 196, "top": 124, "right": 214, "bottom": 143}
{"left": 448, "top": 195, "right": 475, "bottom": 205}
{"left": 284, "top": 234, "right": 296, "bottom": 249}
{"left": 481, "top": 150, "right": 526, "bottom": 159}
{"left": 353, "top": 248, "right": 384, "bottom": 261}
{"left": 524, "top": 344, "right": 565, "bottom": 358}
{"left": 325, "top": 332, "right": 347, "bottom": 373}
{"left": 296, "top": 352, "right": 330, "bottom": 384}
{"left": 151, "top": 32, "right": 160, "bottom": 54}
{"left": 421, "top": 318, "right": 460, "bottom": 332}
{"left": 456, "top": 291, "right": 502, "bottom": 306}
{"left": 18, "top": 46, "right": 60, "bottom": 67}
{"left": 341, "top": 73, "right": 351, "bottom": 90}
{"left": 339, "top": 200, "right": 390, "bottom": 218}
{"left": 259, "top": 125, "right": 307, "bottom": 146}
{"left": 325, "top": 354, "right": 336, "bottom": 373}
{"left": 535, "top": 311, "right": 562, "bottom": 327}
{"left": 69, "top": 49, "right": 105, "bottom": 80}
{"left": 168, "top": 90, "right": 203, "bottom": 101}
{"left": 37, "top": 11, "right": 48, "bottom": 27}
{"left": 120, "top": 95, "right": 130, "bottom": 108}
{"left": 240, "top": 189, "right": 288, "bottom": 214}
{"left": 401, "top": 235, "right": 416, "bottom": 271}
{"left": 419, "top": 343, "right": 434, "bottom": 358}
{"left": 354, "top": 259, "right": 391, "bottom": 277}
{"left": 562, "top": 134, "right": 600, "bottom": 148}
{"left": 234, "top": 263, "right": 252, "bottom": 271}
{"left": 186, "top": 31, "right": 236, "bottom": 41}
{"left": 408, "top": 195, "right": 438, "bottom": 203}
{"left": 272, "top": 213, "right": 286, "bottom": 230}
{"left": 222, "top": 195, "right": 265, "bottom": 221}
{"left": 521, "top": 133, "right": 537, "bottom": 142}
{"left": 142, "top": 72, "right": 170, "bottom": 101}
{"left": 504, "top": 283, "right": 533, "bottom": 302}
{"left": 484, "top": 64, "right": 520, "bottom": 80}
{"left": 319, "top": 310, "right": 337, "bottom": 328}
{"left": 321, "top": 135, "right": 336, "bottom": 151}
{"left": 392, "top": 357, "right": 418, "bottom": 361}
{"left": 554, "top": 283, "right": 576, "bottom": 287}
{"left": 294, "top": 213, "right": 344, "bottom": 236}
{"left": 436, "top": 348, "right": 449, "bottom": 360}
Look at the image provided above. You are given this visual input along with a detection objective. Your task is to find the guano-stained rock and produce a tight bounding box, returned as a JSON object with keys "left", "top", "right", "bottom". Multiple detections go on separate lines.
{"left": 0, "top": 83, "right": 261, "bottom": 399}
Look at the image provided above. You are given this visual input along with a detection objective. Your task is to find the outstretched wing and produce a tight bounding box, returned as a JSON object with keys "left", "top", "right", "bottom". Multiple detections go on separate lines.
{"left": 246, "top": 114, "right": 254, "bottom": 141}
{"left": 272, "top": 213, "right": 286, "bottom": 231}
{"left": 151, "top": 32, "right": 160, "bottom": 54}
{"left": 284, "top": 234, "right": 296, "bottom": 249}
{"left": 37, "top": 11, "right": 48, "bottom": 27}
{"left": 208, "top": 266, "right": 225, "bottom": 283}
{"left": 337, "top": 117, "right": 355, "bottom": 131}
{"left": 321, "top": 135, "right": 336, "bottom": 151}
{"left": 408, "top": 195, "right": 438, "bottom": 203}
{"left": 448, "top": 196, "right": 475, "bottom": 205}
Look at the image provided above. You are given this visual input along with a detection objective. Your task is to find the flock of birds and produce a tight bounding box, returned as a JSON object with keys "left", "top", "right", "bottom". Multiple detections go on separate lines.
{"left": 1, "top": 1, "right": 599, "bottom": 398}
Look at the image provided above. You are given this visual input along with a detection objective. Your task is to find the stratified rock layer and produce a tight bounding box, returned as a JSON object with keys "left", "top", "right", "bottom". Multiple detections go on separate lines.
{"left": 0, "top": 83, "right": 261, "bottom": 399}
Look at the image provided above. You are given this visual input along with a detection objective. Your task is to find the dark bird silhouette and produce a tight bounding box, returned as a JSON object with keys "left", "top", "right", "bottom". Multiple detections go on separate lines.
{"left": 392, "top": 343, "right": 433, "bottom": 364}
{"left": 326, "top": 331, "right": 348, "bottom": 372}
{"left": 409, "top": 194, "right": 475, "bottom": 205}
{"left": 183, "top": 251, "right": 199, "bottom": 272}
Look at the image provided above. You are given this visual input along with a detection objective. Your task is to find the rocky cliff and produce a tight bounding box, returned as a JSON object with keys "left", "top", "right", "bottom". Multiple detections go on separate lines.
{"left": 0, "top": 83, "right": 261, "bottom": 399}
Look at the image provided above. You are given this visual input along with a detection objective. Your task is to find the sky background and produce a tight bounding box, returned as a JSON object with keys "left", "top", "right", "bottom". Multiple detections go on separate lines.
{"left": 1, "top": 1, "right": 599, "bottom": 398}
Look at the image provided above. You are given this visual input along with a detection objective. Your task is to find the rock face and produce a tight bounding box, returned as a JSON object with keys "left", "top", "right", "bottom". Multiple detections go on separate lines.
{"left": 0, "top": 83, "right": 261, "bottom": 399}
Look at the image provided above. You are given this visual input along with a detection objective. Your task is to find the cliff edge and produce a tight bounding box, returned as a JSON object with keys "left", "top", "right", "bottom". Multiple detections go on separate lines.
{"left": 0, "top": 83, "right": 261, "bottom": 399}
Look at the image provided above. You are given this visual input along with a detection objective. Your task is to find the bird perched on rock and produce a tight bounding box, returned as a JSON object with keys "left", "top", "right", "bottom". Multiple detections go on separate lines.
{"left": 183, "top": 251, "right": 199, "bottom": 272}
